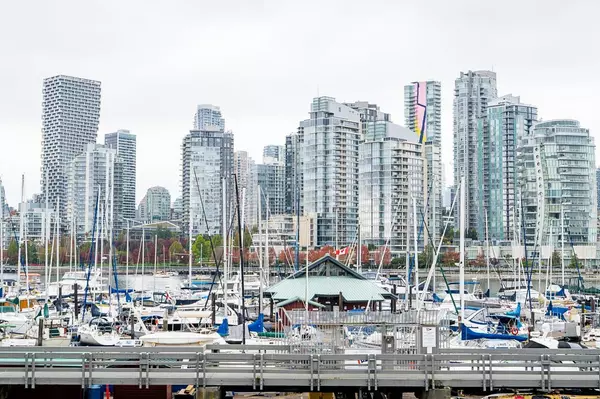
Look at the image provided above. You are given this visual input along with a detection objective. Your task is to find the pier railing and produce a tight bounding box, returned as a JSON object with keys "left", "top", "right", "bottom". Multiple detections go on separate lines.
{"left": 1, "top": 346, "right": 600, "bottom": 391}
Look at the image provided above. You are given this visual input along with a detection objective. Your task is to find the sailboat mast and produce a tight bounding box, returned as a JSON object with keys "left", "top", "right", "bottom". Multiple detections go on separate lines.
{"left": 56, "top": 198, "right": 60, "bottom": 286}
{"left": 561, "top": 203, "right": 565, "bottom": 286}
{"left": 233, "top": 174, "right": 246, "bottom": 345}
{"left": 459, "top": 178, "right": 466, "bottom": 323}
{"left": 0, "top": 183, "right": 3, "bottom": 289}
{"left": 45, "top": 172, "right": 49, "bottom": 295}
{"left": 413, "top": 196, "right": 419, "bottom": 311}
{"left": 264, "top": 192, "right": 269, "bottom": 282}
{"left": 153, "top": 234, "right": 157, "bottom": 292}
{"left": 17, "top": 175, "right": 24, "bottom": 292}
{"left": 485, "top": 209, "right": 490, "bottom": 294}
{"left": 126, "top": 221, "right": 130, "bottom": 291}
{"left": 222, "top": 177, "right": 228, "bottom": 319}
{"left": 188, "top": 164, "right": 193, "bottom": 289}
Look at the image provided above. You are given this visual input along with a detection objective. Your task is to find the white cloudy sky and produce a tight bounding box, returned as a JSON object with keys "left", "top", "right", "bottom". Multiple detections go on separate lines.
{"left": 0, "top": 0, "right": 598, "bottom": 206}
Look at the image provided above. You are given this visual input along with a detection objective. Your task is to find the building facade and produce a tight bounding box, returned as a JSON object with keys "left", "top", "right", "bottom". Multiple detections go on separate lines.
{"left": 262, "top": 145, "right": 285, "bottom": 165}
{"left": 359, "top": 123, "right": 425, "bottom": 253}
{"left": 453, "top": 71, "right": 497, "bottom": 238}
{"left": 517, "top": 119, "right": 597, "bottom": 246}
{"left": 301, "top": 97, "right": 361, "bottom": 246}
{"left": 257, "top": 163, "right": 286, "bottom": 220}
{"left": 486, "top": 95, "right": 537, "bottom": 241}
{"left": 105, "top": 129, "right": 136, "bottom": 223}
{"left": 284, "top": 130, "right": 304, "bottom": 215}
{"left": 181, "top": 130, "right": 234, "bottom": 236}
{"left": 41, "top": 75, "right": 101, "bottom": 229}
{"left": 137, "top": 186, "right": 171, "bottom": 223}
{"left": 171, "top": 197, "right": 183, "bottom": 222}
{"left": 66, "top": 144, "right": 122, "bottom": 238}
{"left": 234, "top": 151, "right": 258, "bottom": 227}
{"left": 404, "top": 81, "right": 442, "bottom": 245}
{"left": 193, "top": 104, "right": 225, "bottom": 131}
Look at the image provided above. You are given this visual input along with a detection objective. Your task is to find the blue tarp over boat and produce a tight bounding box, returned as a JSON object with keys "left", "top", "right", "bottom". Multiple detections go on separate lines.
{"left": 460, "top": 323, "right": 527, "bottom": 342}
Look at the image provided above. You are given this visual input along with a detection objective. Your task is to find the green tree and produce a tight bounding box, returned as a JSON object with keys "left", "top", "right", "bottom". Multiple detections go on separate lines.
{"left": 155, "top": 226, "right": 173, "bottom": 239}
{"left": 390, "top": 256, "right": 406, "bottom": 268}
{"left": 551, "top": 250, "right": 561, "bottom": 268}
{"left": 443, "top": 227, "right": 455, "bottom": 244}
{"left": 232, "top": 228, "right": 252, "bottom": 249}
{"left": 192, "top": 234, "right": 222, "bottom": 262}
{"left": 466, "top": 228, "right": 478, "bottom": 240}
{"left": 169, "top": 240, "right": 184, "bottom": 263}
{"left": 7, "top": 240, "right": 18, "bottom": 265}
{"left": 418, "top": 245, "right": 434, "bottom": 268}
{"left": 569, "top": 254, "right": 580, "bottom": 269}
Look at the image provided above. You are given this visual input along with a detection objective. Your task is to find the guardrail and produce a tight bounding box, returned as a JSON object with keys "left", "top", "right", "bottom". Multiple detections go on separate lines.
{"left": 1, "top": 346, "right": 600, "bottom": 391}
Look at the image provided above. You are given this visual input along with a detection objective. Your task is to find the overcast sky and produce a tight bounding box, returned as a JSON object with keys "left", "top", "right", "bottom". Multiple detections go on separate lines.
{"left": 1, "top": 0, "right": 598, "bottom": 206}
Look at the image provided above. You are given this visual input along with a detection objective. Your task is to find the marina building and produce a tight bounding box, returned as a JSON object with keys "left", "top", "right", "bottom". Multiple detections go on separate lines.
{"left": 41, "top": 75, "right": 101, "bottom": 230}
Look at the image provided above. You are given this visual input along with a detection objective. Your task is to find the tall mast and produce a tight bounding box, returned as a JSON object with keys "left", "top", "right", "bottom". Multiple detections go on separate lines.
{"left": 45, "top": 172, "right": 49, "bottom": 296}
{"left": 459, "top": 178, "right": 466, "bottom": 323}
{"left": 264, "top": 192, "right": 269, "bottom": 282}
{"left": 56, "top": 198, "right": 60, "bottom": 286}
{"left": 222, "top": 177, "right": 228, "bottom": 319}
{"left": 188, "top": 164, "right": 193, "bottom": 289}
{"left": 0, "top": 180, "right": 3, "bottom": 290}
{"left": 485, "top": 209, "right": 490, "bottom": 295}
{"left": 413, "top": 196, "right": 419, "bottom": 310}
{"left": 17, "top": 175, "right": 24, "bottom": 293}
{"left": 126, "top": 221, "right": 130, "bottom": 291}
{"left": 153, "top": 234, "right": 158, "bottom": 292}
{"left": 561, "top": 203, "right": 565, "bottom": 286}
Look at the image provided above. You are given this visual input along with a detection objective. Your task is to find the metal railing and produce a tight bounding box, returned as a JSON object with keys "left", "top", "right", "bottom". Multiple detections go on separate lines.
{"left": 2, "top": 346, "right": 600, "bottom": 391}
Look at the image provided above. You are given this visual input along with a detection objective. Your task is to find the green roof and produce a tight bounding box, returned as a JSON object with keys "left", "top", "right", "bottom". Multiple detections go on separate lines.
{"left": 265, "top": 255, "right": 390, "bottom": 303}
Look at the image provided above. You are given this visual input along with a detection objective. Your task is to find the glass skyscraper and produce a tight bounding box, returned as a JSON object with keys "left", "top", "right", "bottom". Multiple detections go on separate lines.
{"left": 517, "top": 119, "right": 597, "bottom": 246}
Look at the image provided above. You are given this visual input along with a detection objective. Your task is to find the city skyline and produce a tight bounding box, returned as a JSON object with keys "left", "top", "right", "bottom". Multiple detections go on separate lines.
{"left": 1, "top": 1, "right": 597, "bottom": 206}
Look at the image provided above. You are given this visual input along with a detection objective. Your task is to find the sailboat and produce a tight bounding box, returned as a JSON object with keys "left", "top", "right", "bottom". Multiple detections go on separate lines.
{"left": 77, "top": 317, "right": 121, "bottom": 346}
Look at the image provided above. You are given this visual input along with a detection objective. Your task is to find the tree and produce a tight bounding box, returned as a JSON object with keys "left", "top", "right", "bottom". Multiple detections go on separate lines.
{"left": 443, "top": 227, "right": 455, "bottom": 244}
{"left": 569, "top": 254, "right": 580, "bottom": 269}
{"left": 169, "top": 241, "right": 184, "bottom": 263}
{"left": 7, "top": 240, "right": 18, "bottom": 265}
{"left": 469, "top": 253, "right": 486, "bottom": 268}
{"left": 418, "top": 245, "right": 434, "bottom": 269}
{"left": 155, "top": 226, "right": 173, "bottom": 240}
{"left": 466, "top": 228, "right": 478, "bottom": 240}
{"left": 441, "top": 251, "right": 459, "bottom": 267}
{"left": 373, "top": 246, "right": 391, "bottom": 266}
{"left": 551, "top": 250, "right": 561, "bottom": 268}
{"left": 390, "top": 256, "right": 406, "bottom": 268}
{"left": 232, "top": 228, "right": 253, "bottom": 249}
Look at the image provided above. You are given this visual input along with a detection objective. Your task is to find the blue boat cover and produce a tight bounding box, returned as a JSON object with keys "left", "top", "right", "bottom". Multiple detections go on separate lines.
{"left": 505, "top": 303, "right": 521, "bottom": 317}
{"left": 248, "top": 313, "right": 264, "bottom": 333}
{"left": 460, "top": 323, "right": 527, "bottom": 342}
{"left": 217, "top": 318, "right": 229, "bottom": 336}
